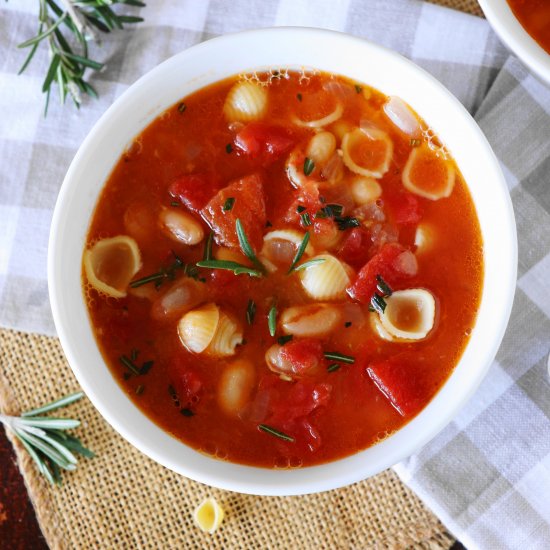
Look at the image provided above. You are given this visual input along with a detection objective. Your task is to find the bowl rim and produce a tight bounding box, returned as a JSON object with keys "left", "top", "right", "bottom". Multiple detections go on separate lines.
{"left": 478, "top": 0, "right": 550, "bottom": 84}
{"left": 48, "top": 26, "right": 517, "bottom": 496}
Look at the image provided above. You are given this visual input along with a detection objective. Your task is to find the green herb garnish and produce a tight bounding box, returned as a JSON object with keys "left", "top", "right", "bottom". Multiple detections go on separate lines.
{"left": 170, "top": 201, "right": 180, "bottom": 207}
{"left": 226, "top": 143, "right": 233, "bottom": 154}
{"left": 300, "top": 212, "right": 312, "bottom": 227}
{"left": 277, "top": 334, "right": 293, "bottom": 345}
{"left": 203, "top": 231, "right": 214, "bottom": 261}
{"left": 135, "top": 385, "right": 144, "bottom": 395}
{"left": 297, "top": 93, "right": 302, "bottom": 102}
{"left": 180, "top": 408, "right": 194, "bottom": 417}
{"left": 196, "top": 259, "right": 262, "bottom": 277}
{"left": 335, "top": 216, "right": 360, "bottom": 230}
{"left": 258, "top": 424, "right": 294, "bottom": 442}
{"left": 316, "top": 203, "right": 344, "bottom": 219}
{"left": 16, "top": 0, "right": 144, "bottom": 116}
{"left": 355, "top": 84, "right": 363, "bottom": 94}
{"left": 410, "top": 138, "right": 421, "bottom": 147}
{"left": 369, "top": 293, "right": 387, "bottom": 314}
{"left": 303, "top": 157, "right": 315, "bottom": 176}
{"left": 344, "top": 321, "right": 352, "bottom": 328}
{"left": 246, "top": 299, "right": 256, "bottom": 325}
{"left": 287, "top": 231, "right": 310, "bottom": 274}
{"left": 236, "top": 218, "right": 265, "bottom": 273}
{"left": 293, "top": 258, "right": 326, "bottom": 272}
{"left": 268, "top": 304, "right": 277, "bottom": 337}
{"left": 323, "top": 351, "right": 355, "bottom": 364}
{"left": 223, "top": 197, "right": 235, "bottom": 211}
{"left": 376, "top": 275, "right": 393, "bottom": 297}
{"left": 327, "top": 363, "right": 341, "bottom": 373}
{"left": 297, "top": 205, "right": 307, "bottom": 213}
{"left": 130, "top": 253, "right": 198, "bottom": 288}
{"left": 119, "top": 354, "right": 154, "bottom": 376}
{"left": 178, "top": 102, "right": 187, "bottom": 113}
{"left": 0, "top": 392, "right": 93, "bottom": 486}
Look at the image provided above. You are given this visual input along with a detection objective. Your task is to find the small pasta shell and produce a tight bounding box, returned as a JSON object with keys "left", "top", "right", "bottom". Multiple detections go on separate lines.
{"left": 83, "top": 236, "right": 141, "bottom": 298}
{"left": 262, "top": 229, "right": 314, "bottom": 265}
{"left": 217, "top": 359, "right": 255, "bottom": 416}
{"left": 341, "top": 127, "right": 393, "bottom": 178}
{"left": 292, "top": 102, "right": 343, "bottom": 128}
{"left": 178, "top": 303, "right": 220, "bottom": 353}
{"left": 193, "top": 497, "right": 224, "bottom": 534}
{"left": 378, "top": 288, "right": 436, "bottom": 341}
{"left": 280, "top": 303, "right": 342, "bottom": 337}
{"left": 402, "top": 145, "right": 455, "bottom": 200}
{"left": 350, "top": 176, "right": 382, "bottom": 205}
{"left": 208, "top": 310, "right": 243, "bottom": 357}
{"left": 223, "top": 81, "right": 268, "bottom": 122}
{"left": 299, "top": 254, "right": 351, "bottom": 301}
{"left": 160, "top": 208, "right": 204, "bottom": 245}
{"left": 306, "top": 131, "right": 336, "bottom": 165}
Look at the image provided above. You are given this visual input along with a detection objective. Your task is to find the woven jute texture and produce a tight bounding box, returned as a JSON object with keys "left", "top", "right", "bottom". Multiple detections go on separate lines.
{"left": 0, "top": 327, "right": 455, "bottom": 549}
{"left": 430, "top": 0, "right": 483, "bottom": 16}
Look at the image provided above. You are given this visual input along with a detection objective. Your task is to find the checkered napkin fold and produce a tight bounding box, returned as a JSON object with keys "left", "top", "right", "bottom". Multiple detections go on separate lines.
{"left": 1, "top": 0, "right": 550, "bottom": 547}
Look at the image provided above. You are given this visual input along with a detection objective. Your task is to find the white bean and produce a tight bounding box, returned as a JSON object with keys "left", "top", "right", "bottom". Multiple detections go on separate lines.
{"left": 280, "top": 304, "right": 342, "bottom": 337}
{"left": 217, "top": 359, "right": 255, "bottom": 415}
{"left": 160, "top": 208, "right": 204, "bottom": 245}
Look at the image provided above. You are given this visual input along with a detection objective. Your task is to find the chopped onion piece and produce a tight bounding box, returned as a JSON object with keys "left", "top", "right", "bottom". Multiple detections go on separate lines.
{"left": 383, "top": 96, "right": 422, "bottom": 137}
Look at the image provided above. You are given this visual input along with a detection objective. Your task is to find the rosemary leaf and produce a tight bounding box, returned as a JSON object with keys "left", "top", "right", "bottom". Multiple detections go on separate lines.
{"left": 22, "top": 391, "right": 84, "bottom": 417}
{"left": 303, "top": 157, "right": 315, "bottom": 176}
{"left": 18, "top": 417, "right": 81, "bottom": 430}
{"left": 236, "top": 219, "right": 265, "bottom": 273}
{"left": 323, "top": 351, "right": 355, "bottom": 364}
{"left": 292, "top": 258, "right": 326, "bottom": 272}
{"left": 203, "top": 232, "right": 214, "bottom": 261}
{"left": 196, "top": 259, "right": 262, "bottom": 278}
{"left": 246, "top": 299, "right": 256, "bottom": 325}
{"left": 258, "top": 424, "right": 295, "bottom": 442}
{"left": 287, "top": 231, "right": 310, "bottom": 274}
{"left": 268, "top": 304, "right": 277, "bottom": 337}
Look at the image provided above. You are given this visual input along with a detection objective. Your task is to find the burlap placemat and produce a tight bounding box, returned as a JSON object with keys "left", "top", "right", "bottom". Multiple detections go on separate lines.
{"left": 1, "top": 2, "right": 483, "bottom": 547}
{"left": 0, "top": 326, "right": 456, "bottom": 549}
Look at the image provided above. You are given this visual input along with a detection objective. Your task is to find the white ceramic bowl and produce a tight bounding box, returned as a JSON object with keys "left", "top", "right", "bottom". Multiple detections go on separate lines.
{"left": 479, "top": 0, "right": 550, "bottom": 84}
{"left": 49, "top": 27, "right": 517, "bottom": 496}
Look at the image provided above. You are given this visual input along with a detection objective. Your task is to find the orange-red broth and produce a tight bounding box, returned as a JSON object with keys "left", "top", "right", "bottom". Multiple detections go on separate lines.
{"left": 84, "top": 72, "right": 483, "bottom": 468}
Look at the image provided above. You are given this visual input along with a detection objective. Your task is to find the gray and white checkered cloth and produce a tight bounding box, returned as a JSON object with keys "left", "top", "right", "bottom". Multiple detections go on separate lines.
{"left": 1, "top": 0, "right": 550, "bottom": 547}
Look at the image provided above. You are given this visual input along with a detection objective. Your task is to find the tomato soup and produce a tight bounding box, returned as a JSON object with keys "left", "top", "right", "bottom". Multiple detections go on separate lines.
{"left": 83, "top": 70, "right": 483, "bottom": 468}
{"left": 507, "top": 0, "right": 550, "bottom": 53}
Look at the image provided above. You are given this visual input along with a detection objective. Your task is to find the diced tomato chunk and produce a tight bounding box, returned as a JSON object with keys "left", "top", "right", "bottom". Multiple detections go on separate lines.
{"left": 235, "top": 123, "right": 295, "bottom": 165}
{"left": 280, "top": 338, "right": 324, "bottom": 376}
{"left": 367, "top": 354, "right": 432, "bottom": 417}
{"left": 388, "top": 192, "right": 422, "bottom": 226}
{"left": 285, "top": 180, "right": 322, "bottom": 226}
{"left": 168, "top": 357, "right": 204, "bottom": 408}
{"left": 169, "top": 173, "right": 222, "bottom": 212}
{"left": 201, "top": 173, "right": 266, "bottom": 252}
{"left": 338, "top": 227, "right": 372, "bottom": 268}
{"left": 347, "top": 243, "right": 416, "bottom": 303}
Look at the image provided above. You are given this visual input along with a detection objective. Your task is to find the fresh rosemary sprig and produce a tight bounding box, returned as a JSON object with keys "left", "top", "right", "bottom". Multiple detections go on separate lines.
{"left": 268, "top": 303, "right": 277, "bottom": 337}
{"left": 17, "top": 0, "right": 145, "bottom": 115}
{"left": 236, "top": 219, "right": 265, "bottom": 273}
{"left": 196, "top": 259, "right": 263, "bottom": 277}
{"left": 0, "top": 392, "right": 93, "bottom": 486}
{"left": 258, "top": 424, "right": 294, "bottom": 442}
